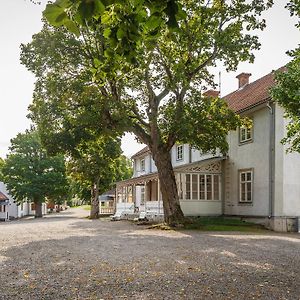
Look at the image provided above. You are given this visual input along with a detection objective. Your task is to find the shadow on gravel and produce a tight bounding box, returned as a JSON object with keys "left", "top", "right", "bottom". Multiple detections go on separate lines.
{"left": 1, "top": 219, "right": 300, "bottom": 300}
{"left": 13, "top": 216, "right": 82, "bottom": 224}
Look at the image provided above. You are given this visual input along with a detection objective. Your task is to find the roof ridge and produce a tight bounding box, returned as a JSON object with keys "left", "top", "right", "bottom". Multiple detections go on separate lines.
{"left": 0, "top": 191, "right": 9, "bottom": 201}
{"left": 223, "top": 68, "right": 279, "bottom": 99}
{"left": 131, "top": 145, "right": 150, "bottom": 159}
{"left": 223, "top": 66, "right": 285, "bottom": 113}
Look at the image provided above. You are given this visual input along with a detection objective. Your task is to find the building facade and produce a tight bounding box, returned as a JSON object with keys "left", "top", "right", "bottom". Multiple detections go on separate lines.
{"left": 0, "top": 181, "right": 47, "bottom": 220}
{"left": 115, "top": 69, "right": 300, "bottom": 231}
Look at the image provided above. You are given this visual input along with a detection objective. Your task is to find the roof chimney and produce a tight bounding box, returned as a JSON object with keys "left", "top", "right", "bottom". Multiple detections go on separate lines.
{"left": 236, "top": 73, "right": 251, "bottom": 88}
{"left": 203, "top": 89, "right": 220, "bottom": 98}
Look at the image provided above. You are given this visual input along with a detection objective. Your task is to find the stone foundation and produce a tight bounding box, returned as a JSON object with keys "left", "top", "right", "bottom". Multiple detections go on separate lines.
{"left": 266, "top": 217, "right": 299, "bottom": 232}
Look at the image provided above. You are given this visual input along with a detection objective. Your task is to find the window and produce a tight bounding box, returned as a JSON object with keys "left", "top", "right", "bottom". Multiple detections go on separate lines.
{"left": 185, "top": 174, "right": 191, "bottom": 199}
{"left": 140, "top": 159, "right": 145, "bottom": 171}
{"left": 192, "top": 174, "right": 198, "bottom": 200}
{"left": 239, "top": 170, "right": 253, "bottom": 203}
{"left": 239, "top": 126, "right": 252, "bottom": 143}
{"left": 184, "top": 174, "right": 221, "bottom": 201}
{"left": 140, "top": 186, "right": 145, "bottom": 205}
{"left": 0, "top": 205, "right": 6, "bottom": 213}
{"left": 127, "top": 186, "right": 133, "bottom": 203}
{"left": 176, "top": 145, "right": 183, "bottom": 161}
{"left": 199, "top": 175, "right": 205, "bottom": 200}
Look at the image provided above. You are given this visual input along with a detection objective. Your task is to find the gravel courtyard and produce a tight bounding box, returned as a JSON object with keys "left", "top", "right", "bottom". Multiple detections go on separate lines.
{"left": 0, "top": 208, "right": 300, "bottom": 300}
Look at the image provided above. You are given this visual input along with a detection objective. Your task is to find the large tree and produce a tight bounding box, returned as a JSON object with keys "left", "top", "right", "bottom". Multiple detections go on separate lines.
{"left": 23, "top": 0, "right": 272, "bottom": 225}
{"left": 67, "top": 136, "right": 131, "bottom": 219}
{"left": 272, "top": 0, "right": 300, "bottom": 152}
{"left": 0, "top": 130, "right": 69, "bottom": 217}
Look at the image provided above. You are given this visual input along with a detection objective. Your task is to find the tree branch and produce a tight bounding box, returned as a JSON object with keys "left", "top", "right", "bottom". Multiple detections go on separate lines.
{"left": 130, "top": 123, "right": 151, "bottom": 145}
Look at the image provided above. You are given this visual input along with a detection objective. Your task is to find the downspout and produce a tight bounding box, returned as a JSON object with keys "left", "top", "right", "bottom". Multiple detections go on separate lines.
{"left": 267, "top": 102, "right": 275, "bottom": 218}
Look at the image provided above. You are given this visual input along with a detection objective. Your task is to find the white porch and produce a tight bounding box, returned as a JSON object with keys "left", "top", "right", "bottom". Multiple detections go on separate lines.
{"left": 116, "top": 157, "right": 224, "bottom": 217}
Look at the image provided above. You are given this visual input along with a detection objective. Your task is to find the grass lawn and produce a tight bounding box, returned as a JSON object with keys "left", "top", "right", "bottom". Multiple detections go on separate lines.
{"left": 183, "top": 216, "right": 267, "bottom": 232}
{"left": 73, "top": 205, "right": 91, "bottom": 211}
{"left": 82, "top": 205, "right": 91, "bottom": 211}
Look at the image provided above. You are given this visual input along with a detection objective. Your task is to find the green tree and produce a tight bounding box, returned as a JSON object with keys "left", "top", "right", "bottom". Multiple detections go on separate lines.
{"left": 0, "top": 130, "right": 69, "bottom": 217}
{"left": 43, "top": 0, "right": 186, "bottom": 64}
{"left": 68, "top": 151, "right": 132, "bottom": 218}
{"left": 114, "top": 155, "right": 133, "bottom": 182}
{"left": 23, "top": 0, "right": 272, "bottom": 225}
{"left": 272, "top": 0, "right": 300, "bottom": 152}
{"left": 67, "top": 136, "right": 127, "bottom": 219}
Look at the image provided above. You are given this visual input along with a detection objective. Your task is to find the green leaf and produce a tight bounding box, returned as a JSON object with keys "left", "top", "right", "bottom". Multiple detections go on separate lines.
{"left": 145, "top": 14, "right": 162, "bottom": 30}
{"left": 104, "top": 49, "right": 114, "bottom": 58}
{"left": 165, "top": 0, "right": 179, "bottom": 28}
{"left": 78, "top": 0, "right": 95, "bottom": 20}
{"left": 43, "top": 4, "right": 65, "bottom": 25}
{"left": 103, "top": 27, "right": 111, "bottom": 38}
{"left": 56, "top": 12, "right": 68, "bottom": 24}
{"left": 176, "top": 5, "right": 187, "bottom": 21}
{"left": 94, "top": 0, "right": 106, "bottom": 16}
{"left": 93, "top": 58, "right": 101, "bottom": 68}
{"left": 55, "top": 0, "right": 72, "bottom": 8}
{"left": 101, "top": 12, "right": 111, "bottom": 24}
{"left": 64, "top": 20, "right": 80, "bottom": 37}
{"left": 116, "top": 27, "right": 126, "bottom": 40}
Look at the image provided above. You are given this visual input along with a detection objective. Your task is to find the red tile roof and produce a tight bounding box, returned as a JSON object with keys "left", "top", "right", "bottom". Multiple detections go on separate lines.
{"left": 131, "top": 146, "right": 150, "bottom": 159}
{"left": 0, "top": 191, "right": 9, "bottom": 201}
{"left": 223, "top": 67, "right": 284, "bottom": 113}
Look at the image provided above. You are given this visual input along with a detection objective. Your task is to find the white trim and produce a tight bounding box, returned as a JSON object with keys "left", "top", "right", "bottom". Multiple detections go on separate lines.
{"left": 239, "top": 126, "right": 252, "bottom": 143}
{"left": 184, "top": 173, "right": 221, "bottom": 201}
{"left": 239, "top": 169, "right": 253, "bottom": 203}
{"left": 176, "top": 144, "right": 184, "bottom": 161}
{"left": 140, "top": 158, "right": 145, "bottom": 172}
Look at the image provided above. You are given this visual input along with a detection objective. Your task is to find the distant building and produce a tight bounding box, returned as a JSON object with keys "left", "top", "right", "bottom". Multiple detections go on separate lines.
{"left": 0, "top": 181, "right": 47, "bottom": 220}
{"left": 99, "top": 189, "right": 115, "bottom": 215}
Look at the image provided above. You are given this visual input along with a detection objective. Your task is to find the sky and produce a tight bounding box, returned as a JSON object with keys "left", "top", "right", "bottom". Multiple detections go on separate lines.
{"left": 0, "top": 0, "right": 299, "bottom": 159}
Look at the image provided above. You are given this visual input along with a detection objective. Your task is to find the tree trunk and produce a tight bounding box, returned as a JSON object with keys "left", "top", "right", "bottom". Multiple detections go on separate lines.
{"left": 152, "top": 149, "right": 185, "bottom": 226}
{"left": 90, "top": 181, "right": 99, "bottom": 219}
{"left": 35, "top": 202, "right": 43, "bottom": 218}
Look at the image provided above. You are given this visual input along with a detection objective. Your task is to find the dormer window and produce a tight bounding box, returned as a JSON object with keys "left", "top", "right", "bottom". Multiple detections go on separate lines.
{"left": 140, "top": 158, "right": 145, "bottom": 171}
{"left": 176, "top": 145, "right": 183, "bottom": 161}
{"left": 239, "top": 126, "right": 252, "bottom": 144}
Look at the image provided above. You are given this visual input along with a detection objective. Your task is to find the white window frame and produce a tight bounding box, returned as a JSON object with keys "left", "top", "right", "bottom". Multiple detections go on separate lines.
{"left": 140, "top": 158, "right": 145, "bottom": 172}
{"left": 239, "top": 169, "right": 253, "bottom": 203}
{"left": 183, "top": 173, "right": 221, "bottom": 201}
{"left": 239, "top": 126, "right": 252, "bottom": 144}
{"left": 176, "top": 145, "right": 184, "bottom": 161}
{"left": 140, "top": 186, "right": 145, "bottom": 204}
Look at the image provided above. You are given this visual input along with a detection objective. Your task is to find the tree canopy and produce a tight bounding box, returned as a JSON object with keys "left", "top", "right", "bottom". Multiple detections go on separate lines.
{"left": 67, "top": 136, "right": 132, "bottom": 218}
{"left": 0, "top": 130, "right": 69, "bottom": 217}
{"left": 22, "top": 0, "right": 273, "bottom": 224}
{"left": 44, "top": 0, "right": 188, "bottom": 64}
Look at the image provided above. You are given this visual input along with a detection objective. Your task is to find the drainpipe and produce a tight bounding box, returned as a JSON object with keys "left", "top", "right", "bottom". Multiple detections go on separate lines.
{"left": 267, "top": 102, "right": 275, "bottom": 218}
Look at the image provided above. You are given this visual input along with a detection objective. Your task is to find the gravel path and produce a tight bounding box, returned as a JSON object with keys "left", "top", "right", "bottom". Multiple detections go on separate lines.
{"left": 0, "top": 208, "right": 300, "bottom": 300}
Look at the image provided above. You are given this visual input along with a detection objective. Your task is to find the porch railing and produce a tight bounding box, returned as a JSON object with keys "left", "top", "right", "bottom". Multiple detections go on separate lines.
{"left": 100, "top": 207, "right": 115, "bottom": 215}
